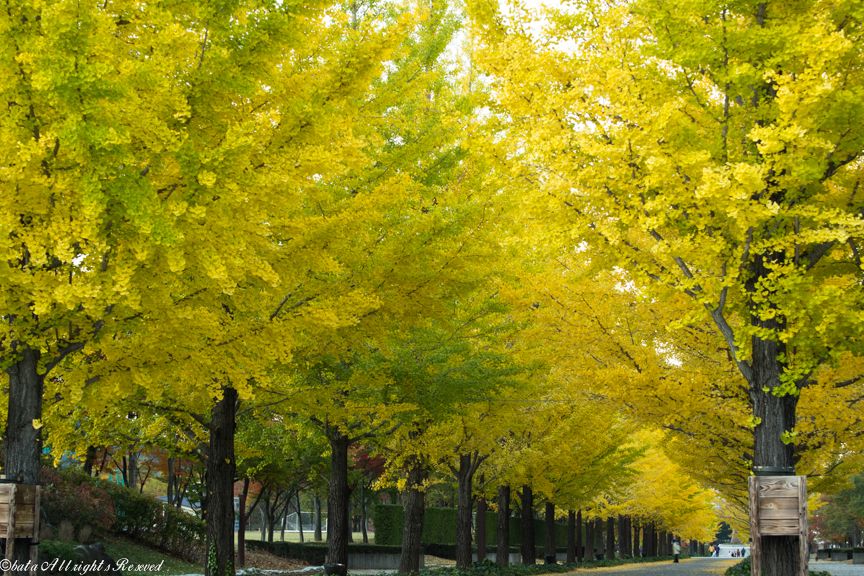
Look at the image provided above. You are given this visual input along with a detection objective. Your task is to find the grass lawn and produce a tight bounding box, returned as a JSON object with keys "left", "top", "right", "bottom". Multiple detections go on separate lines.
{"left": 95, "top": 532, "right": 371, "bottom": 575}
{"left": 101, "top": 535, "right": 203, "bottom": 575}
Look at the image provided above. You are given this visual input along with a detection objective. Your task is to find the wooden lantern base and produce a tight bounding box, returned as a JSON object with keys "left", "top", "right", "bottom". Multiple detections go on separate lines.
{"left": 0, "top": 484, "right": 41, "bottom": 575}
{"left": 748, "top": 475, "right": 808, "bottom": 576}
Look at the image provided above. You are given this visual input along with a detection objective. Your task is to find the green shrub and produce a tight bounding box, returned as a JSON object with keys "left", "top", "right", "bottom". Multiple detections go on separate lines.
{"left": 42, "top": 467, "right": 116, "bottom": 533}
{"left": 37, "top": 541, "right": 79, "bottom": 574}
{"left": 40, "top": 466, "right": 204, "bottom": 562}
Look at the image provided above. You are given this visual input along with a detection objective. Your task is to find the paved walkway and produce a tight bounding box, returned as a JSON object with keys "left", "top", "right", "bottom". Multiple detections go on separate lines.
{"left": 563, "top": 558, "right": 738, "bottom": 575}
{"left": 809, "top": 559, "right": 864, "bottom": 575}
{"left": 343, "top": 557, "right": 864, "bottom": 576}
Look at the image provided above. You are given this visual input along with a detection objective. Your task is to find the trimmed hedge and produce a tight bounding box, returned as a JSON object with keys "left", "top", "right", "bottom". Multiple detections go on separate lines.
{"left": 374, "top": 506, "right": 459, "bottom": 545}
{"left": 374, "top": 505, "right": 403, "bottom": 546}
{"left": 374, "top": 505, "right": 567, "bottom": 548}
{"left": 41, "top": 466, "right": 204, "bottom": 562}
{"left": 245, "top": 541, "right": 330, "bottom": 564}
{"left": 245, "top": 541, "right": 411, "bottom": 564}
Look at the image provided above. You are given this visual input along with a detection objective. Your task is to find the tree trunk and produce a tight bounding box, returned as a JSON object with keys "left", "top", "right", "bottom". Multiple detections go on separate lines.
{"left": 361, "top": 484, "right": 368, "bottom": 544}
{"left": 238, "top": 491, "right": 247, "bottom": 567}
{"left": 455, "top": 454, "right": 475, "bottom": 569}
{"left": 167, "top": 456, "right": 175, "bottom": 507}
{"left": 585, "top": 516, "right": 594, "bottom": 561}
{"left": 398, "top": 458, "right": 428, "bottom": 574}
{"left": 567, "top": 511, "right": 575, "bottom": 563}
{"left": 268, "top": 496, "right": 276, "bottom": 543}
{"left": 346, "top": 485, "right": 354, "bottom": 543}
{"left": 328, "top": 429, "right": 351, "bottom": 566}
{"left": 477, "top": 489, "right": 487, "bottom": 561}
{"left": 83, "top": 445, "right": 97, "bottom": 476}
{"left": 326, "top": 498, "right": 331, "bottom": 543}
{"left": 260, "top": 504, "right": 267, "bottom": 541}
{"left": 595, "top": 517, "right": 604, "bottom": 558}
{"left": 606, "top": 516, "right": 615, "bottom": 560}
{"left": 576, "top": 510, "right": 582, "bottom": 562}
{"left": 298, "top": 491, "right": 305, "bottom": 543}
{"left": 520, "top": 485, "right": 535, "bottom": 564}
{"left": 649, "top": 524, "right": 656, "bottom": 557}
{"left": 4, "top": 347, "right": 44, "bottom": 572}
{"left": 315, "top": 496, "right": 323, "bottom": 541}
{"left": 746, "top": 253, "right": 802, "bottom": 576}
{"left": 545, "top": 502, "right": 556, "bottom": 560}
{"left": 618, "top": 515, "right": 625, "bottom": 559}
{"left": 128, "top": 450, "right": 139, "bottom": 491}
{"left": 205, "top": 386, "right": 237, "bottom": 576}
{"left": 496, "top": 485, "right": 510, "bottom": 567}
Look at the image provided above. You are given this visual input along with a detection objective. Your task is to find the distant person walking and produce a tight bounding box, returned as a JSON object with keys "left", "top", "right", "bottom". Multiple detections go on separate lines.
{"left": 672, "top": 539, "right": 681, "bottom": 563}
{"left": 709, "top": 545, "right": 715, "bottom": 556}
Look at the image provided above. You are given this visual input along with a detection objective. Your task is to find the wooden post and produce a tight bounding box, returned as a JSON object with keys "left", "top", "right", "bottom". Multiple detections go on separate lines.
{"left": 5, "top": 484, "right": 17, "bottom": 565}
{"left": 29, "top": 486, "right": 40, "bottom": 575}
{"left": 798, "top": 477, "right": 808, "bottom": 575}
{"left": 749, "top": 476, "right": 762, "bottom": 576}
{"left": 749, "top": 475, "right": 807, "bottom": 576}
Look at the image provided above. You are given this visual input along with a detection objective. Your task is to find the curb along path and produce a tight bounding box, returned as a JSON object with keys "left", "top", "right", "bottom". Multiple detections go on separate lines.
{"left": 562, "top": 558, "right": 739, "bottom": 576}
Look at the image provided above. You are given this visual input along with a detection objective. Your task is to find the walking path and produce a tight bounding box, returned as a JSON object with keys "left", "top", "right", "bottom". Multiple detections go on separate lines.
{"left": 809, "top": 559, "right": 864, "bottom": 575}
{"left": 556, "top": 558, "right": 864, "bottom": 576}
{"left": 562, "top": 558, "right": 737, "bottom": 575}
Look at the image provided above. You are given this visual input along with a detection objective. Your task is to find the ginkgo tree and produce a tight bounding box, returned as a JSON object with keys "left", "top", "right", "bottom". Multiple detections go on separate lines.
{"left": 470, "top": 0, "right": 864, "bottom": 572}
{"left": 1, "top": 0, "right": 412, "bottom": 571}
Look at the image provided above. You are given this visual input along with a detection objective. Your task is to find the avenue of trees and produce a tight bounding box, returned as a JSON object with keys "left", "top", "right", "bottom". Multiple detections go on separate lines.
{"left": 2, "top": 0, "right": 863, "bottom": 575}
